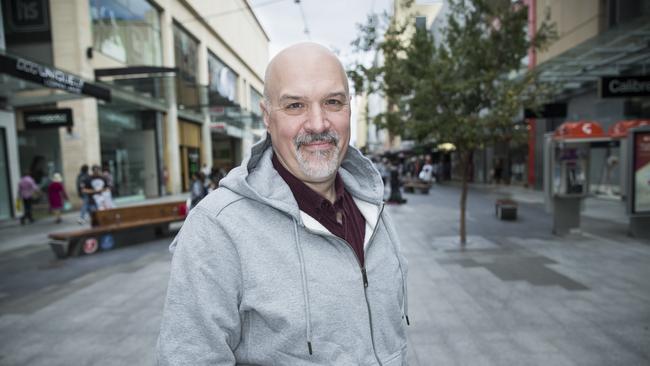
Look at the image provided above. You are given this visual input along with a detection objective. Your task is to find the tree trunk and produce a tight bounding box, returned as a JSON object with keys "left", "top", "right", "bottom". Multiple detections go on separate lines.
{"left": 459, "top": 150, "right": 472, "bottom": 249}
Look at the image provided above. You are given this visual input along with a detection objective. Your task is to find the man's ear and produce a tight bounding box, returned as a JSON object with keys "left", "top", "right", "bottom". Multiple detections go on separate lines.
{"left": 260, "top": 101, "right": 271, "bottom": 131}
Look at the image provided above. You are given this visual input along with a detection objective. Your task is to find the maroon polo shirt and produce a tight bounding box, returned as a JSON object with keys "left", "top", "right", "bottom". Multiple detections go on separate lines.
{"left": 272, "top": 153, "right": 367, "bottom": 267}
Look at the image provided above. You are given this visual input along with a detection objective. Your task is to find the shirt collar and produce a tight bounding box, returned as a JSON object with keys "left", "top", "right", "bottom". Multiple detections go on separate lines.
{"left": 271, "top": 152, "right": 345, "bottom": 210}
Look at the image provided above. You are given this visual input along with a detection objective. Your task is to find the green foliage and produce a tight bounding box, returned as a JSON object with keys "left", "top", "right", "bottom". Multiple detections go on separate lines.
{"left": 349, "top": 0, "right": 556, "bottom": 149}
{"left": 350, "top": 0, "right": 556, "bottom": 245}
{"left": 411, "top": 0, "right": 555, "bottom": 152}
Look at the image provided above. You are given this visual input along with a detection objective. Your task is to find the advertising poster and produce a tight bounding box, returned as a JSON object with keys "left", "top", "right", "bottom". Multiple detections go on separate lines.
{"left": 633, "top": 131, "right": 650, "bottom": 213}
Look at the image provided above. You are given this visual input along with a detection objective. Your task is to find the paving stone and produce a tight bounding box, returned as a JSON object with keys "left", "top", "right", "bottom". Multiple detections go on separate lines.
{"left": 2, "top": 184, "right": 650, "bottom": 365}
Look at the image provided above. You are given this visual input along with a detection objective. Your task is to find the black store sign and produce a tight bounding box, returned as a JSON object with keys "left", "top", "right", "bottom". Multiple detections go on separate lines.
{"left": 5, "top": 0, "right": 49, "bottom": 32}
{"left": 600, "top": 76, "right": 650, "bottom": 98}
{"left": 0, "top": 54, "right": 111, "bottom": 101}
{"left": 24, "top": 109, "right": 73, "bottom": 129}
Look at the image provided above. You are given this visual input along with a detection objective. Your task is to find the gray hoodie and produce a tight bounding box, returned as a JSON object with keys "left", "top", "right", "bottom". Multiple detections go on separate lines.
{"left": 157, "top": 136, "right": 409, "bottom": 365}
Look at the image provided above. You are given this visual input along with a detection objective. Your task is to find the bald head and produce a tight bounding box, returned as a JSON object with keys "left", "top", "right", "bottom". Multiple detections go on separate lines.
{"left": 263, "top": 42, "right": 349, "bottom": 105}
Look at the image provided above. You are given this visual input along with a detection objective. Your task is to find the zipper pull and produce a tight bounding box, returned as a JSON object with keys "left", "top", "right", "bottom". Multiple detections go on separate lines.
{"left": 361, "top": 267, "right": 368, "bottom": 288}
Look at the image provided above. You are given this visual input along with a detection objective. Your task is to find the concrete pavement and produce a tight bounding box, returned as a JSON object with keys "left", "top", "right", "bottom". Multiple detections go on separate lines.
{"left": 395, "top": 184, "right": 650, "bottom": 365}
{"left": 0, "top": 184, "right": 649, "bottom": 365}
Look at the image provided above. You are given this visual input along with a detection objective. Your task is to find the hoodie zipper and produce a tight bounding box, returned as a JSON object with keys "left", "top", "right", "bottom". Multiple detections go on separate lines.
{"left": 302, "top": 202, "right": 384, "bottom": 364}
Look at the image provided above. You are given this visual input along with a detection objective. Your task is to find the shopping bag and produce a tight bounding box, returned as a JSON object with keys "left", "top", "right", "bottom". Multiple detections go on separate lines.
{"left": 64, "top": 201, "right": 72, "bottom": 211}
{"left": 15, "top": 197, "right": 22, "bottom": 211}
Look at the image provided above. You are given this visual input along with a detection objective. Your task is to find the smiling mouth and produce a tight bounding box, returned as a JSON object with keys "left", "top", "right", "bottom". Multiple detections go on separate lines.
{"left": 302, "top": 141, "right": 334, "bottom": 150}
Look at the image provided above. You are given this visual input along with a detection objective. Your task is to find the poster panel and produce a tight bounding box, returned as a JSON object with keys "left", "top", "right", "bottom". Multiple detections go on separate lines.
{"left": 633, "top": 131, "right": 650, "bottom": 213}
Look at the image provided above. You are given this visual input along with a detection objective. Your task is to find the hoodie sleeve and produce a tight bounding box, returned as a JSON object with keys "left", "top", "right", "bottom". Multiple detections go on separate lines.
{"left": 157, "top": 206, "right": 243, "bottom": 365}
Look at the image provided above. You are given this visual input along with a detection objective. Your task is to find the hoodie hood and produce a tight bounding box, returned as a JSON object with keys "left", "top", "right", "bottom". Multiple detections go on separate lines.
{"left": 219, "top": 133, "right": 385, "bottom": 221}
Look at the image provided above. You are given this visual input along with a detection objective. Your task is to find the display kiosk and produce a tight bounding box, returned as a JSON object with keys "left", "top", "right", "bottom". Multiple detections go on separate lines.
{"left": 625, "top": 126, "right": 650, "bottom": 238}
{"left": 609, "top": 120, "right": 650, "bottom": 200}
{"left": 544, "top": 121, "right": 611, "bottom": 235}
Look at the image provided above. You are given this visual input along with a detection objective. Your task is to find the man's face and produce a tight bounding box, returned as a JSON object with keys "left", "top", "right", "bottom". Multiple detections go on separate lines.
{"left": 262, "top": 48, "right": 351, "bottom": 183}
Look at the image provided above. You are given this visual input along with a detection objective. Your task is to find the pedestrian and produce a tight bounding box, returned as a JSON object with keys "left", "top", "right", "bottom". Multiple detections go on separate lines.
{"left": 157, "top": 42, "right": 409, "bottom": 365}
{"left": 201, "top": 163, "right": 211, "bottom": 178}
{"left": 100, "top": 164, "right": 115, "bottom": 209}
{"left": 18, "top": 170, "right": 39, "bottom": 225}
{"left": 48, "top": 173, "right": 68, "bottom": 224}
{"left": 432, "top": 161, "right": 440, "bottom": 183}
{"left": 494, "top": 158, "right": 503, "bottom": 184}
{"left": 387, "top": 158, "right": 407, "bottom": 204}
{"left": 189, "top": 171, "right": 206, "bottom": 209}
{"left": 83, "top": 165, "right": 110, "bottom": 211}
{"left": 101, "top": 163, "right": 115, "bottom": 195}
{"left": 418, "top": 155, "right": 434, "bottom": 183}
{"left": 374, "top": 156, "right": 388, "bottom": 186}
{"left": 76, "top": 164, "right": 90, "bottom": 224}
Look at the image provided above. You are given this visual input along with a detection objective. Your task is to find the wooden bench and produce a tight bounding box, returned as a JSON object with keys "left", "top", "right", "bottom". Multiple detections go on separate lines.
{"left": 403, "top": 179, "right": 432, "bottom": 194}
{"left": 495, "top": 199, "right": 517, "bottom": 220}
{"left": 48, "top": 201, "right": 188, "bottom": 258}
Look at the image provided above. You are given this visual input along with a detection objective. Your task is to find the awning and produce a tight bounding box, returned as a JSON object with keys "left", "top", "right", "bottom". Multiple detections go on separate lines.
{"left": 609, "top": 119, "right": 650, "bottom": 138}
{"left": 535, "top": 15, "right": 650, "bottom": 99}
{"left": 553, "top": 120, "right": 610, "bottom": 142}
{"left": 0, "top": 52, "right": 111, "bottom": 102}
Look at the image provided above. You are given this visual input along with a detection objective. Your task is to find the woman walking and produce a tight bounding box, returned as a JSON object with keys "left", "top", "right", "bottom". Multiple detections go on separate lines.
{"left": 18, "top": 171, "right": 39, "bottom": 225}
{"left": 48, "top": 173, "right": 68, "bottom": 223}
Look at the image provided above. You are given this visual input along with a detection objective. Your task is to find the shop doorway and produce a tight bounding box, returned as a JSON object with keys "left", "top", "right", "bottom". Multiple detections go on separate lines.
{"left": 99, "top": 106, "right": 159, "bottom": 201}
{"left": 0, "top": 128, "right": 12, "bottom": 220}
{"left": 180, "top": 146, "right": 200, "bottom": 192}
{"left": 18, "top": 128, "right": 62, "bottom": 218}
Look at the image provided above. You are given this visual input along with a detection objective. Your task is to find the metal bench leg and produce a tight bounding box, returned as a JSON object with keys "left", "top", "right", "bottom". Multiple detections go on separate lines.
{"left": 49, "top": 240, "right": 69, "bottom": 259}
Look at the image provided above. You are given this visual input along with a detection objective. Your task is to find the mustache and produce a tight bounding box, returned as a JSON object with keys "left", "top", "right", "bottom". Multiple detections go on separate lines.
{"left": 294, "top": 131, "right": 340, "bottom": 149}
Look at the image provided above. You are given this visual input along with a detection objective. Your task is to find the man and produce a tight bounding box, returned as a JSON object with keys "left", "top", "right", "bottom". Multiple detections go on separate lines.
{"left": 157, "top": 42, "right": 409, "bottom": 365}
{"left": 76, "top": 164, "right": 90, "bottom": 224}
{"left": 83, "top": 165, "right": 109, "bottom": 211}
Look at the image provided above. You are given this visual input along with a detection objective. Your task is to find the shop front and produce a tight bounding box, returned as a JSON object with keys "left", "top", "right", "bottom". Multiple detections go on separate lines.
{"left": 0, "top": 115, "right": 13, "bottom": 220}
{"left": 98, "top": 105, "right": 160, "bottom": 200}
{"left": 16, "top": 109, "right": 66, "bottom": 215}
{"left": 532, "top": 14, "right": 650, "bottom": 193}
{"left": 177, "top": 119, "right": 202, "bottom": 192}
{"left": 0, "top": 50, "right": 111, "bottom": 220}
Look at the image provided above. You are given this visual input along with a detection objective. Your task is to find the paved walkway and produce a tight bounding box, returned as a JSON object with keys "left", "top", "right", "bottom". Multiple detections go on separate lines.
{"left": 0, "top": 184, "right": 648, "bottom": 365}
{"left": 394, "top": 184, "right": 650, "bottom": 365}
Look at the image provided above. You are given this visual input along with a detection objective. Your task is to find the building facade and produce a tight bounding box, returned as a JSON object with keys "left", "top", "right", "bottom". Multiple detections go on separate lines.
{"left": 1, "top": 0, "right": 268, "bottom": 221}
{"left": 529, "top": 0, "right": 650, "bottom": 194}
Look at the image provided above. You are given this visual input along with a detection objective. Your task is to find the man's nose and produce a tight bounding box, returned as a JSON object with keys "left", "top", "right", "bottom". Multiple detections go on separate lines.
{"left": 304, "top": 103, "right": 329, "bottom": 133}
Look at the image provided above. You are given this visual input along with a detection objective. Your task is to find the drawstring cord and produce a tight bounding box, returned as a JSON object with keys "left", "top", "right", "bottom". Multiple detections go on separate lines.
{"left": 381, "top": 215, "right": 410, "bottom": 326}
{"left": 292, "top": 219, "right": 314, "bottom": 355}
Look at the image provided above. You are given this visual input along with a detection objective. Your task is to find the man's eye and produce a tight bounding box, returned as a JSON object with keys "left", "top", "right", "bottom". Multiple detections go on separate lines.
{"left": 323, "top": 99, "right": 345, "bottom": 111}
{"left": 286, "top": 103, "right": 304, "bottom": 109}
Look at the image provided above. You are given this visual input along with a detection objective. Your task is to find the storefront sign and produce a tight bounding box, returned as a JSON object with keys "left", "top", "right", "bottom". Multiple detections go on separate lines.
{"left": 5, "top": 0, "right": 49, "bottom": 33}
{"left": 632, "top": 130, "right": 650, "bottom": 214}
{"left": 24, "top": 108, "right": 73, "bottom": 129}
{"left": 600, "top": 76, "right": 650, "bottom": 98}
{"left": 210, "top": 122, "right": 227, "bottom": 132}
{"left": 0, "top": 54, "right": 111, "bottom": 101}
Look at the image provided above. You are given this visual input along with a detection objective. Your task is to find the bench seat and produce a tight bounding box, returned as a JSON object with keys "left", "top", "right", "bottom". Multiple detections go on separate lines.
{"left": 48, "top": 201, "right": 187, "bottom": 258}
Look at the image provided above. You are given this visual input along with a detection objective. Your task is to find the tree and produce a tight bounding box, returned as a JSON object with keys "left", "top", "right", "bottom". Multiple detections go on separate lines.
{"left": 348, "top": 2, "right": 414, "bottom": 144}
{"left": 351, "top": 0, "right": 555, "bottom": 247}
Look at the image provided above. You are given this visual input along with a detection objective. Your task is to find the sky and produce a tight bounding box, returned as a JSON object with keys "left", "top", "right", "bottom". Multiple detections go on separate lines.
{"left": 248, "top": 0, "right": 393, "bottom": 66}
{"left": 248, "top": 0, "right": 394, "bottom": 145}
